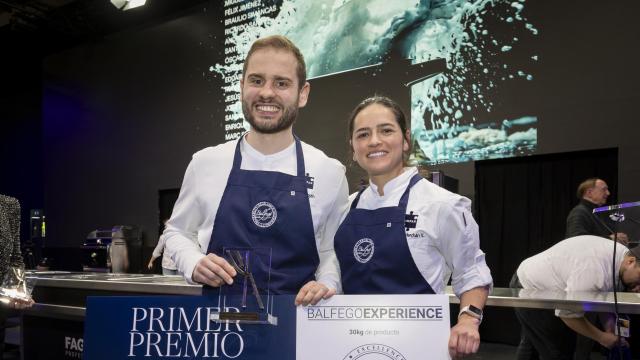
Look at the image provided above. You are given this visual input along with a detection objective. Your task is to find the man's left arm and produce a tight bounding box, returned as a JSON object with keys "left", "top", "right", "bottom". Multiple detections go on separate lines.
{"left": 560, "top": 316, "right": 625, "bottom": 349}
{"left": 610, "top": 232, "right": 629, "bottom": 245}
{"left": 295, "top": 166, "right": 349, "bottom": 306}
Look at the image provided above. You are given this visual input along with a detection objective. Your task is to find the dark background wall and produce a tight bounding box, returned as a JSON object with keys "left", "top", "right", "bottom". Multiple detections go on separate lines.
{"left": 40, "top": 3, "right": 224, "bottom": 253}
{"left": 1, "top": 0, "right": 639, "bottom": 268}
{"left": 0, "top": 31, "right": 45, "bottom": 246}
{"left": 437, "top": 1, "right": 640, "bottom": 203}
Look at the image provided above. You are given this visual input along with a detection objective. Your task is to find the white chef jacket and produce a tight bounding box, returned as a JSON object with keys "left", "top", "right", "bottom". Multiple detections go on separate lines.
{"left": 164, "top": 134, "right": 349, "bottom": 291}
{"left": 151, "top": 233, "right": 177, "bottom": 270}
{"left": 345, "top": 167, "right": 493, "bottom": 297}
{"left": 517, "top": 235, "right": 627, "bottom": 318}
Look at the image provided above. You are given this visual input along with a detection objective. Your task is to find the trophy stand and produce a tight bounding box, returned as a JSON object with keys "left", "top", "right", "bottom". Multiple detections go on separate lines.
{"left": 210, "top": 247, "right": 277, "bottom": 325}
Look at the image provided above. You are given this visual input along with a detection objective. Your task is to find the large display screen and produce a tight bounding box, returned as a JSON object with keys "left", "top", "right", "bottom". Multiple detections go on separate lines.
{"left": 218, "top": 0, "right": 538, "bottom": 165}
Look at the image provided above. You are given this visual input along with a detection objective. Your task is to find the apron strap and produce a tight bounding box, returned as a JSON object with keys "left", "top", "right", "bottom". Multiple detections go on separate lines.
{"left": 398, "top": 174, "right": 423, "bottom": 209}
{"left": 351, "top": 185, "right": 367, "bottom": 209}
{"left": 231, "top": 135, "right": 244, "bottom": 170}
{"left": 293, "top": 135, "right": 305, "bottom": 178}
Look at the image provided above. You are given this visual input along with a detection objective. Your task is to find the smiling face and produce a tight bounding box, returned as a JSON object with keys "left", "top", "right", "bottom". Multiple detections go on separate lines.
{"left": 240, "top": 47, "right": 310, "bottom": 134}
{"left": 351, "top": 103, "right": 409, "bottom": 184}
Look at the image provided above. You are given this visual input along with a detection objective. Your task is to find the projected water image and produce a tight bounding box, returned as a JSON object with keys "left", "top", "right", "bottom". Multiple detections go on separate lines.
{"left": 217, "top": 0, "right": 538, "bottom": 165}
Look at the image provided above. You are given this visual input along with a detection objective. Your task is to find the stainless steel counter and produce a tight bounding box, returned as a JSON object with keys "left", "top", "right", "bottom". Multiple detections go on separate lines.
{"left": 24, "top": 271, "right": 201, "bottom": 319}
{"left": 468, "top": 287, "right": 640, "bottom": 314}
{"left": 24, "top": 271, "right": 640, "bottom": 319}
{"left": 27, "top": 271, "right": 200, "bottom": 295}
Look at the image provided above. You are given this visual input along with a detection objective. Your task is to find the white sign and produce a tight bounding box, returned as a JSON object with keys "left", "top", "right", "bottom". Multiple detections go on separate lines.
{"left": 296, "top": 295, "right": 450, "bottom": 360}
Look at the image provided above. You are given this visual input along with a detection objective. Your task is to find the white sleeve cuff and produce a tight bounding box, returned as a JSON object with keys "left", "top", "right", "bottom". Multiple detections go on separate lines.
{"left": 315, "top": 248, "right": 342, "bottom": 294}
{"left": 178, "top": 251, "right": 206, "bottom": 285}
{"left": 451, "top": 256, "right": 493, "bottom": 297}
{"left": 316, "top": 274, "right": 341, "bottom": 294}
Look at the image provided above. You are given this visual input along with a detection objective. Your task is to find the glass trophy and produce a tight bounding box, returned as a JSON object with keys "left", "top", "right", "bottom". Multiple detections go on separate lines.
{"left": 210, "top": 247, "right": 277, "bottom": 325}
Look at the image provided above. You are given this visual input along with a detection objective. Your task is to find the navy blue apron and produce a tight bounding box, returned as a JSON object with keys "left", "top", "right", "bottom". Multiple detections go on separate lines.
{"left": 335, "top": 173, "right": 435, "bottom": 294}
{"left": 203, "top": 135, "right": 319, "bottom": 295}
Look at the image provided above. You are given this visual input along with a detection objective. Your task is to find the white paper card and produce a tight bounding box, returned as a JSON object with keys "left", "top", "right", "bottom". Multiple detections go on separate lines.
{"left": 296, "top": 294, "right": 450, "bottom": 360}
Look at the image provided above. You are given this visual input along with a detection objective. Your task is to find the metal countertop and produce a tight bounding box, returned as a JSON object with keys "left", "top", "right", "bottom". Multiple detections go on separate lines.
{"left": 27, "top": 271, "right": 201, "bottom": 295}
{"left": 24, "top": 272, "right": 640, "bottom": 318}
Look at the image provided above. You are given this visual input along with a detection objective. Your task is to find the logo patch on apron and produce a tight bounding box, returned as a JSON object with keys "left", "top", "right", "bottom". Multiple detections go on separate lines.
{"left": 251, "top": 201, "right": 277, "bottom": 228}
{"left": 305, "top": 173, "right": 315, "bottom": 189}
{"left": 405, "top": 211, "right": 418, "bottom": 230}
{"left": 353, "top": 238, "right": 375, "bottom": 263}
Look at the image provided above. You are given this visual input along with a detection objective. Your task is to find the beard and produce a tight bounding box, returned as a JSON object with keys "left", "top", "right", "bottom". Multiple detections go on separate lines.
{"left": 242, "top": 98, "right": 299, "bottom": 134}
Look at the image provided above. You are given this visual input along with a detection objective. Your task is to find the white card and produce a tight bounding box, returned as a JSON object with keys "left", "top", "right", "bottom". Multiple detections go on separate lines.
{"left": 296, "top": 294, "right": 451, "bottom": 360}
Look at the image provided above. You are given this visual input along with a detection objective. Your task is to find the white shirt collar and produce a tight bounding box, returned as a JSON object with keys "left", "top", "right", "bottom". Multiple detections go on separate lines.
{"left": 240, "top": 134, "right": 296, "bottom": 162}
{"left": 367, "top": 167, "right": 418, "bottom": 198}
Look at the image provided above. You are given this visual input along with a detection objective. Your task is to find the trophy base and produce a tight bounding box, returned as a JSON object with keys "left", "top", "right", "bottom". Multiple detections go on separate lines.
{"left": 210, "top": 311, "right": 278, "bottom": 326}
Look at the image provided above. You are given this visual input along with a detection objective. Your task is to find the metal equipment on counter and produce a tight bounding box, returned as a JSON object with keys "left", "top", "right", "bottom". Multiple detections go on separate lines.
{"left": 80, "top": 225, "right": 142, "bottom": 273}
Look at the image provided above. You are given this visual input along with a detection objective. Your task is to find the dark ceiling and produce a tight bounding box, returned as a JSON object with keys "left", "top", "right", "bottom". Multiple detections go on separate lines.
{"left": 0, "top": 0, "right": 211, "bottom": 107}
{"left": 0, "top": 0, "right": 209, "bottom": 56}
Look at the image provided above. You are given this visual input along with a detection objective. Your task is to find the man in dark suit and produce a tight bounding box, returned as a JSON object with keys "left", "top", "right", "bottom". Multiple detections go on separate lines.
{"left": 565, "top": 178, "right": 628, "bottom": 244}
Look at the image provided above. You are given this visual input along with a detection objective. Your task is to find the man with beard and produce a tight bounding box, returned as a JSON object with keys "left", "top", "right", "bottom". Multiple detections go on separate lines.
{"left": 164, "top": 35, "right": 349, "bottom": 306}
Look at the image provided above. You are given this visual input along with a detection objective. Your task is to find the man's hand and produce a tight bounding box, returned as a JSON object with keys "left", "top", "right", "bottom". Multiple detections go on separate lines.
{"left": 598, "top": 331, "right": 628, "bottom": 349}
{"left": 610, "top": 232, "right": 629, "bottom": 245}
{"left": 294, "top": 281, "right": 335, "bottom": 306}
{"left": 192, "top": 253, "right": 237, "bottom": 287}
{"left": 449, "top": 315, "right": 481, "bottom": 358}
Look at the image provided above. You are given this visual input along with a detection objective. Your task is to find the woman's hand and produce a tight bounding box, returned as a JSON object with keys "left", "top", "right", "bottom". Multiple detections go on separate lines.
{"left": 449, "top": 315, "right": 481, "bottom": 358}
{"left": 295, "top": 281, "right": 335, "bottom": 306}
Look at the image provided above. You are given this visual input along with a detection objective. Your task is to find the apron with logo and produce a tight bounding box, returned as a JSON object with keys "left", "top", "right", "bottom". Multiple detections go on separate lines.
{"left": 203, "top": 136, "right": 319, "bottom": 295}
{"left": 335, "top": 173, "right": 435, "bottom": 294}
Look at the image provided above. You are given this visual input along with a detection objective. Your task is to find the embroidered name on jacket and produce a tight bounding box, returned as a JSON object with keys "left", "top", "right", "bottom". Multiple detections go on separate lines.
{"left": 251, "top": 202, "right": 277, "bottom": 228}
